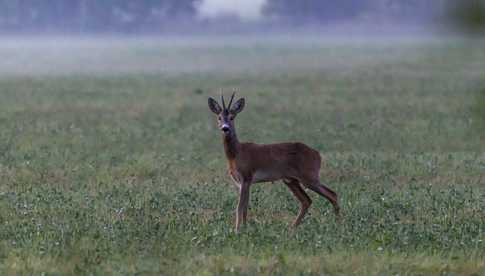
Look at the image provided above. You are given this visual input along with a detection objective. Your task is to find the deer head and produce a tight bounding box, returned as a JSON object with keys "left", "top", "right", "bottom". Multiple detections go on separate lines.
{"left": 208, "top": 90, "right": 245, "bottom": 135}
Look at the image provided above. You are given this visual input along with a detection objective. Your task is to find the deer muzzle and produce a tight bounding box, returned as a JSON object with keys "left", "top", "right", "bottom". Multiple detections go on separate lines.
{"left": 221, "top": 124, "right": 230, "bottom": 132}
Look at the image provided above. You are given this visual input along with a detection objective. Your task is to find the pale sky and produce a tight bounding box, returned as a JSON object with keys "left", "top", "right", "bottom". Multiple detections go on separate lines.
{"left": 197, "top": 0, "right": 266, "bottom": 21}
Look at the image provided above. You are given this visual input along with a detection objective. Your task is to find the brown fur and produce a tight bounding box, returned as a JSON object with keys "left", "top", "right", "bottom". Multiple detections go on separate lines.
{"left": 229, "top": 142, "right": 321, "bottom": 183}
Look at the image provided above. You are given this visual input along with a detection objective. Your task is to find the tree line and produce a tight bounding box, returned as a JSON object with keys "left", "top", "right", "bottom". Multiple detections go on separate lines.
{"left": 0, "top": 0, "right": 200, "bottom": 33}
{"left": 0, "top": 0, "right": 461, "bottom": 33}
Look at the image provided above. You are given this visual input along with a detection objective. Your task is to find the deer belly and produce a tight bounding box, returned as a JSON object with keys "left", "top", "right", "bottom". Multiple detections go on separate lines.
{"left": 252, "top": 170, "right": 282, "bottom": 183}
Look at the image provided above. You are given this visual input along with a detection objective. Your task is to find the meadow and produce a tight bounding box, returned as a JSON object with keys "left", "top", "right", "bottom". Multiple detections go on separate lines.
{"left": 0, "top": 36, "right": 484, "bottom": 275}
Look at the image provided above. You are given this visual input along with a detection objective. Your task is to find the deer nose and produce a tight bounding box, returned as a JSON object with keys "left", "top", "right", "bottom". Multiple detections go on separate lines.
{"left": 221, "top": 124, "right": 230, "bottom": 132}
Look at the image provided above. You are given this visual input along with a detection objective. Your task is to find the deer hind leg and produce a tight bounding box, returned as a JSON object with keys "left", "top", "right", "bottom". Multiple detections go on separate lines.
{"left": 283, "top": 179, "right": 312, "bottom": 227}
{"left": 301, "top": 179, "right": 340, "bottom": 217}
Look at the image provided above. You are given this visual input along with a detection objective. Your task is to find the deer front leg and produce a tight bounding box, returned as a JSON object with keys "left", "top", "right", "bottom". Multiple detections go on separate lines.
{"left": 229, "top": 173, "right": 241, "bottom": 192}
{"left": 235, "top": 182, "right": 250, "bottom": 233}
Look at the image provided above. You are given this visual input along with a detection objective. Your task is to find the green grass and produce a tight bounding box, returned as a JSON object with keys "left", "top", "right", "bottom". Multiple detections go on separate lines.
{"left": 0, "top": 36, "right": 484, "bottom": 275}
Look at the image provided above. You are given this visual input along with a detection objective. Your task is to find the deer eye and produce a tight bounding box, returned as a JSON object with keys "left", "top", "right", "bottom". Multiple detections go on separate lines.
{"left": 229, "top": 116, "right": 234, "bottom": 121}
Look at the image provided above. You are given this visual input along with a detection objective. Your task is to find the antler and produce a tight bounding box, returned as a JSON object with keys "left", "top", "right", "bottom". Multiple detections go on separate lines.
{"left": 220, "top": 88, "right": 238, "bottom": 111}
{"left": 227, "top": 89, "right": 236, "bottom": 110}
{"left": 220, "top": 88, "right": 226, "bottom": 111}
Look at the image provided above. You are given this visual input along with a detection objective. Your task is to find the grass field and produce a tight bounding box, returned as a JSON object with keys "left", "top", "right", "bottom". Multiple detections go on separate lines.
{"left": 0, "top": 36, "right": 484, "bottom": 275}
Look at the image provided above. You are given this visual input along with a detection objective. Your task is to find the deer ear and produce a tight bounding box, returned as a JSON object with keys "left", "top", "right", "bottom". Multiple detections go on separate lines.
{"left": 208, "top": 97, "right": 222, "bottom": 114}
{"left": 231, "top": 98, "right": 245, "bottom": 114}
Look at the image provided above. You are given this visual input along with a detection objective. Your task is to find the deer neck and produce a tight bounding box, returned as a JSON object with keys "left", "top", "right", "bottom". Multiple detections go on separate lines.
{"left": 223, "top": 130, "right": 239, "bottom": 160}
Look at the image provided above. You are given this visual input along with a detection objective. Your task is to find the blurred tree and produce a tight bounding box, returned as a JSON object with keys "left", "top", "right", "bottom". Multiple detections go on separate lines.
{"left": 445, "top": 0, "right": 485, "bottom": 33}
{"left": 262, "top": 0, "right": 370, "bottom": 24}
{"left": 262, "top": 0, "right": 447, "bottom": 25}
{"left": 0, "top": 0, "right": 201, "bottom": 33}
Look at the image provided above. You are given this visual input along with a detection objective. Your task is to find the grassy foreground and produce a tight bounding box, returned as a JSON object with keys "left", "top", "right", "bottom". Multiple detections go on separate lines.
{"left": 0, "top": 37, "right": 484, "bottom": 275}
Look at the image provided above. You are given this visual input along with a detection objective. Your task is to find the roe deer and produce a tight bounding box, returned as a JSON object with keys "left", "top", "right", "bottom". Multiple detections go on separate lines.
{"left": 208, "top": 91, "right": 339, "bottom": 232}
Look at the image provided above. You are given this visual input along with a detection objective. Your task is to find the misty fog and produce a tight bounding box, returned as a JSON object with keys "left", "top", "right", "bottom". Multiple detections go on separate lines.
{"left": 0, "top": 1, "right": 482, "bottom": 77}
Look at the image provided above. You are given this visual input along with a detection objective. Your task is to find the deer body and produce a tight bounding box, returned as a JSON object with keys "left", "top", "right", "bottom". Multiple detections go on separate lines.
{"left": 227, "top": 142, "right": 320, "bottom": 183}
{"left": 209, "top": 92, "right": 339, "bottom": 232}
